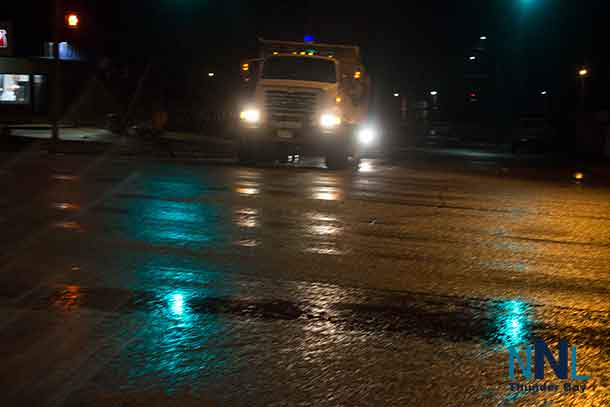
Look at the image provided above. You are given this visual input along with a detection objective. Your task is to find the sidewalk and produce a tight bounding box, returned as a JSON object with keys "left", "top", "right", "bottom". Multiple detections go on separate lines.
{"left": 7, "top": 126, "right": 117, "bottom": 143}
{"left": 0, "top": 125, "right": 235, "bottom": 159}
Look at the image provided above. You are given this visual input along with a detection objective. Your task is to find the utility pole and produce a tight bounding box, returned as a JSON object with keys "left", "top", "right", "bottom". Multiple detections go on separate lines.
{"left": 51, "top": 0, "right": 62, "bottom": 141}
{"left": 578, "top": 68, "right": 589, "bottom": 112}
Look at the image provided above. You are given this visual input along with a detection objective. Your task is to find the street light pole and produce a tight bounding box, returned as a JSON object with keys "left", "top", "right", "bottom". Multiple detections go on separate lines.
{"left": 430, "top": 91, "right": 438, "bottom": 107}
{"left": 578, "top": 68, "right": 588, "bottom": 112}
{"left": 400, "top": 95, "right": 407, "bottom": 122}
{"left": 51, "top": 0, "right": 62, "bottom": 142}
{"left": 540, "top": 91, "right": 550, "bottom": 119}
{"left": 579, "top": 79, "right": 585, "bottom": 111}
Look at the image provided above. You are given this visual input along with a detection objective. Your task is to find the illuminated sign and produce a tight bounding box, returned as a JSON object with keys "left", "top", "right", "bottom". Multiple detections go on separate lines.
{"left": 508, "top": 339, "right": 590, "bottom": 381}
{"left": 0, "top": 22, "right": 12, "bottom": 56}
{"left": 0, "top": 29, "right": 7, "bottom": 49}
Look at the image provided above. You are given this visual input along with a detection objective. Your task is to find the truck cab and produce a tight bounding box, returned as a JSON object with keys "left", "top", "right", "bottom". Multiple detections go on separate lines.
{"left": 237, "top": 39, "right": 372, "bottom": 169}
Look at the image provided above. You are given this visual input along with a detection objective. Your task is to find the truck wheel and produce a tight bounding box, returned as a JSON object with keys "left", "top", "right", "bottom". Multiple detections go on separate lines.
{"left": 325, "top": 153, "right": 350, "bottom": 170}
{"left": 238, "top": 143, "right": 256, "bottom": 164}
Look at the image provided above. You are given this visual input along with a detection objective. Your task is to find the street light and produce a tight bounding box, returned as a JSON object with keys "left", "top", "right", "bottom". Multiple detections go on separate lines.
{"left": 468, "top": 55, "right": 477, "bottom": 61}
{"left": 578, "top": 68, "right": 588, "bottom": 77}
{"left": 480, "top": 35, "right": 487, "bottom": 40}
{"left": 393, "top": 92, "right": 400, "bottom": 97}
{"left": 429, "top": 90, "right": 438, "bottom": 96}
{"left": 540, "top": 90, "right": 547, "bottom": 95}
{"left": 208, "top": 72, "right": 215, "bottom": 77}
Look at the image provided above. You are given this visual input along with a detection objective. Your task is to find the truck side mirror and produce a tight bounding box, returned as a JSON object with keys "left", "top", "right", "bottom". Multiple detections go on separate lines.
{"left": 240, "top": 58, "right": 263, "bottom": 83}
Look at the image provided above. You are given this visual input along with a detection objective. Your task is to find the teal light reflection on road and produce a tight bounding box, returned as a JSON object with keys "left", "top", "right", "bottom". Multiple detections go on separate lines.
{"left": 137, "top": 200, "right": 217, "bottom": 244}
{"left": 170, "top": 293, "right": 185, "bottom": 316}
{"left": 118, "top": 173, "right": 229, "bottom": 248}
{"left": 492, "top": 299, "right": 532, "bottom": 347}
{"left": 123, "top": 287, "right": 229, "bottom": 391}
{"left": 118, "top": 254, "right": 235, "bottom": 392}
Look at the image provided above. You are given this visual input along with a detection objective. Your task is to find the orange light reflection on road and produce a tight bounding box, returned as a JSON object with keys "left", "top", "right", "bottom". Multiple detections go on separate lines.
{"left": 54, "top": 285, "right": 82, "bottom": 310}
{"left": 311, "top": 186, "right": 342, "bottom": 201}
{"left": 52, "top": 202, "right": 81, "bottom": 210}
{"left": 236, "top": 187, "right": 260, "bottom": 195}
{"left": 358, "top": 160, "right": 375, "bottom": 173}
{"left": 54, "top": 221, "right": 83, "bottom": 231}
{"left": 234, "top": 208, "right": 260, "bottom": 228}
{"left": 52, "top": 174, "right": 79, "bottom": 181}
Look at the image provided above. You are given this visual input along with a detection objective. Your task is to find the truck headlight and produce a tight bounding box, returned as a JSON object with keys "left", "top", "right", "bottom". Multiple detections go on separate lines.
{"left": 240, "top": 108, "right": 260, "bottom": 123}
{"left": 320, "top": 113, "right": 341, "bottom": 128}
{"left": 358, "top": 127, "right": 376, "bottom": 145}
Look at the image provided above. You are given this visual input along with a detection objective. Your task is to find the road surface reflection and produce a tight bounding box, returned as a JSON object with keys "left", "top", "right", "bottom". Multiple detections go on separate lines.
{"left": 488, "top": 299, "right": 532, "bottom": 348}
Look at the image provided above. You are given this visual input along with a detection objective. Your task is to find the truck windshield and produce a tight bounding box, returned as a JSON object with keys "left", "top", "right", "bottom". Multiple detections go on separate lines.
{"left": 262, "top": 57, "right": 337, "bottom": 83}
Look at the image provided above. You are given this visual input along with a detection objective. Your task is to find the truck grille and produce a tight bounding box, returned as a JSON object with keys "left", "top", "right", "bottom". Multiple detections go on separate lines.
{"left": 264, "top": 89, "right": 319, "bottom": 125}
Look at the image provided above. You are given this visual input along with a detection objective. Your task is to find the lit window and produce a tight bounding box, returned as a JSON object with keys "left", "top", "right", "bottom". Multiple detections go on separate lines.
{"left": 0, "top": 74, "right": 31, "bottom": 104}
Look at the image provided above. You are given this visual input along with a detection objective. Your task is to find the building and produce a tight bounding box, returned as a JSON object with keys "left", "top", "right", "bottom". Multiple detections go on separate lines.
{"left": 0, "top": 19, "right": 90, "bottom": 124}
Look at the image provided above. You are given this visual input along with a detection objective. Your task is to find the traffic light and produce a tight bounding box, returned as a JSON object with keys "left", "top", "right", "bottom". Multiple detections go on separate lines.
{"left": 65, "top": 12, "right": 80, "bottom": 29}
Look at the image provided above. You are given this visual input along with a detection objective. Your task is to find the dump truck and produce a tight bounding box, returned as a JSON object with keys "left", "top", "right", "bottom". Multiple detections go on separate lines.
{"left": 237, "top": 38, "right": 375, "bottom": 169}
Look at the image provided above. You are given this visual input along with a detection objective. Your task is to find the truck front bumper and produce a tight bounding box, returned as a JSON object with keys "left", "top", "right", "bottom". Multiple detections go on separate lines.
{"left": 238, "top": 125, "right": 355, "bottom": 157}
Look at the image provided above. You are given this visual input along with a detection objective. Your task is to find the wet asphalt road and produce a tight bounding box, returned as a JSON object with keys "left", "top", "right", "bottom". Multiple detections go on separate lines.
{"left": 0, "top": 149, "right": 609, "bottom": 407}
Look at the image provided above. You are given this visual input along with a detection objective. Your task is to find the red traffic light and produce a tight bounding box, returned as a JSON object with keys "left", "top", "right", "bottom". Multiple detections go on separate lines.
{"left": 65, "top": 13, "right": 80, "bottom": 29}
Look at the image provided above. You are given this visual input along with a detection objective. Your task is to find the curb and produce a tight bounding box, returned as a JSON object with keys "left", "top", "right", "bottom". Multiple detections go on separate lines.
{"left": 1, "top": 135, "right": 235, "bottom": 160}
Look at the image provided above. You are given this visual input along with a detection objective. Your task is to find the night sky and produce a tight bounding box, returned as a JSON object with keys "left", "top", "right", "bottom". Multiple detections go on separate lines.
{"left": 3, "top": 0, "right": 609, "bottom": 112}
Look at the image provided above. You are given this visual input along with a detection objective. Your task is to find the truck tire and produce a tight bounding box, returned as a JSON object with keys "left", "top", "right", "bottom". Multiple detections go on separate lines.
{"left": 325, "top": 152, "right": 350, "bottom": 170}
{"left": 238, "top": 142, "right": 257, "bottom": 164}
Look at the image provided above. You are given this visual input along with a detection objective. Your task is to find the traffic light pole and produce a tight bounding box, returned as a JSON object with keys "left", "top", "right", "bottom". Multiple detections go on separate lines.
{"left": 51, "top": 0, "right": 62, "bottom": 142}
{"left": 579, "top": 78, "right": 586, "bottom": 112}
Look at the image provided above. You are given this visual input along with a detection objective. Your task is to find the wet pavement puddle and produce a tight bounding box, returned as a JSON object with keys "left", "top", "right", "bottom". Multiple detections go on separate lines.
{"left": 21, "top": 283, "right": 607, "bottom": 350}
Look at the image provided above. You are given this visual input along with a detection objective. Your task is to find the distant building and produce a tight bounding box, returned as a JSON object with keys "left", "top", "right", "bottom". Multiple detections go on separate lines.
{"left": 0, "top": 20, "right": 89, "bottom": 123}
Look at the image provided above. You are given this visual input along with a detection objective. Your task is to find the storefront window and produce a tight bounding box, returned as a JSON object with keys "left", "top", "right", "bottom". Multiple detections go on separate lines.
{"left": 0, "top": 74, "right": 31, "bottom": 104}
